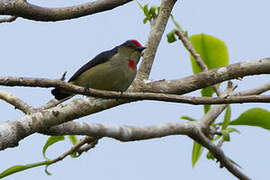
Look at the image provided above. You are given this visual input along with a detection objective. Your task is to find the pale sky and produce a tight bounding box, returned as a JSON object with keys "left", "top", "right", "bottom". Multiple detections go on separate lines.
{"left": 1, "top": 0, "right": 270, "bottom": 179}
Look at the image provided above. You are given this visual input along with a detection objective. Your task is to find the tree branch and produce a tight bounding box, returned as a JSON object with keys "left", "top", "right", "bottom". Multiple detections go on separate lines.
{"left": 175, "top": 30, "right": 208, "bottom": 71}
{"left": 139, "top": 58, "right": 270, "bottom": 94}
{"left": 44, "top": 120, "right": 250, "bottom": 180}
{"left": 235, "top": 81, "right": 270, "bottom": 95}
{"left": 49, "top": 136, "right": 99, "bottom": 164}
{"left": 0, "top": 96, "right": 128, "bottom": 150}
{"left": 200, "top": 81, "right": 270, "bottom": 127}
{"left": 45, "top": 121, "right": 194, "bottom": 141}
{"left": 137, "top": 0, "right": 177, "bottom": 80}
{"left": 0, "top": 0, "right": 133, "bottom": 22}
{"left": 0, "top": 89, "right": 33, "bottom": 114}
{"left": 199, "top": 82, "right": 234, "bottom": 128}
{"left": 188, "top": 128, "right": 251, "bottom": 180}
{"left": 1, "top": 58, "right": 270, "bottom": 96}
{"left": 1, "top": 58, "right": 270, "bottom": 151}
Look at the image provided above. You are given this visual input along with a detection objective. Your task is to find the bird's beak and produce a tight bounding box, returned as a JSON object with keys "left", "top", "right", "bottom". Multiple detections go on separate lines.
{"left": 136, "top": 46, "right": 146, "bottom": 52}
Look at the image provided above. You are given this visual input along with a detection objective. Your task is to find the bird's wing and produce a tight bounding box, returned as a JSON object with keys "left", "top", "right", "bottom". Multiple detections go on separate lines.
{"left": 68, "top": 47, "right": 118, "bottom": 82}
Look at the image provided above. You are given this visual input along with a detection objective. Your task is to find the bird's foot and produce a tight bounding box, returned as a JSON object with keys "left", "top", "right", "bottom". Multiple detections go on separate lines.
{"left": 83, "top": 84, "right": 91, "bottom": 95}
{"left": 115, "top": 91, "right": 123, "bottom": 101}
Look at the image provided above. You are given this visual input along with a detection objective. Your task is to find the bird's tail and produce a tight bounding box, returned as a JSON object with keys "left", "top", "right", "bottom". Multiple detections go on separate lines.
{"left": 51, "top": 88, "right": 71, "bottom": 100}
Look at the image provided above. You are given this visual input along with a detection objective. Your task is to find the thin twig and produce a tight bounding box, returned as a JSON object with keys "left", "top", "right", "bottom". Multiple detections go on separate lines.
{"left": 36, "top": 96, "right": 72, "bottom": 111}
{"left": 236, "top": 81, "right": 270, "bottom": 96}
{"left": 217, "top": 138, "right": 225, "bottom": 148}
{"left": 200, "top": 81, "right": 235, "bottom": 130}
{"left": 189, "top": 129, "right": 251, "bottom": 180}
{"left": 0, "top": 88, "right": 33, "bottom": 114}
{"left": 175, "top": 30, "right": 222, "bottom": 96}
{"left": 76, "top": 137, "right": 99, "bottom": 154}
{"left": 49, "top": 136, "right": 99, "bottom": 164}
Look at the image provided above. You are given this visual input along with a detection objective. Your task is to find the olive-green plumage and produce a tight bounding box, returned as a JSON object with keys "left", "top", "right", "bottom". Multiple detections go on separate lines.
{"left": 51, "top": 40, "right": 145, "bottom": 100}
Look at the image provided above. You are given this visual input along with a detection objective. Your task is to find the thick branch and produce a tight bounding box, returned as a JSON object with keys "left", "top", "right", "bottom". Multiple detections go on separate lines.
{"left": 1, "top": 58, "right": 270, "bottom": 96}
{"left": 137, "top": 0, "right": 177, "bottom": 80}
{"left": 44, "top": 121, "right": 193, "bottom": 140}
{"left": 0, "top": 0, "right": 133, "bottom": 21}
{"left": 140, "top": 58, "right": 270, "bottom": 94}
{"left": 0, "top": 97, "right": 126, "bottom": 150}
{"left": 3, "top": 78, "right": 270, "bottom": 106}
{"left": 45, "top": 120, "right": 250, "bottom": 179}
{"left": 1, "top": 58, "right": 270, "bottom": 150}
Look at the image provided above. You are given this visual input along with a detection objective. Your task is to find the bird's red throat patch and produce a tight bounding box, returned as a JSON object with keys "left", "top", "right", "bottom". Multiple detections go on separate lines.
{"left": 128, "top": 60, "right": 136, "bottom": 71}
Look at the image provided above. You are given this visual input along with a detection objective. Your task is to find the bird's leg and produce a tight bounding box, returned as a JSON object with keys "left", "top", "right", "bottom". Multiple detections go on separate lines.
{"left": 83, "top": 84, "right": 91, "bottom": 96}
{"left": 115, "top": 91, "right": 124, "bottom": 101}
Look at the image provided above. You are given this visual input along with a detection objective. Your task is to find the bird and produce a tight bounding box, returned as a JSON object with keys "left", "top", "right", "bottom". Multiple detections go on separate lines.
{"left": 51, "top": 40, "right": 145, "bottom": 100}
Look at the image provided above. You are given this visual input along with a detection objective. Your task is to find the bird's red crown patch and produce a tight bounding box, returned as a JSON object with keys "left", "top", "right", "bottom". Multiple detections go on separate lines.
{"left": 130, "top": 40, "right": 142, "bottom": 47}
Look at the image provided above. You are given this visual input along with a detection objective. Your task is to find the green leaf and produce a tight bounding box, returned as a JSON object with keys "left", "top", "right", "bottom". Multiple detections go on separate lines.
{"left": 192, "top": 141, "right": 204, "bottom": 167}
{"left": 206, "top": 151, "right": 215, "bottom": 160}
{"left": 68, "top": 135, "right": 79, "bottom": 158}
{"left": 137, "top": 1, "right": 151, "bottom": 24}
{"left": 45, "top": 165, "right": 52, "bottom": 176}
{"left": 222, "top": 105, "right": 231, "bottom": 130}
{"left": 212, "top": 135, "right": 221, "bottom": 141}
{"left": 170, "top": 14, "right": 182, "bottom": 31}
{"left": 201, "top": 86, "right": 215, "bottom": 98}
{"left": 221, "top": 128, "right": 240, "bottom": 141}
{"left": 189, "top": 33, "right": 229, "bottom": 74}
{"left": 42, "top": 136, "right": 65, "bottom": 160}
{"left": 201, "top": 86, "right": 214, "bottom": 114}
{"left": 0, "top": 161, "right": 49, "bottom": 178}
{"left": 149, "top": 6, "right": 158, "bottom": 19}
{"left": 226, "top": 128, "right": 240, "bottom": 134}
{"left": 143, "top": 4, "right": 150, "bottom": 18}
{"left": 222, "top": 132, "right": 230, "bottom": 141}
{"left": 230, "top": 108, "right": 270, "bottom": 130}
{"left": 184, "top": 31, "right": 189, "bottom": 38}
{"left": 137, "top": 2, "right": 149, "bottom": 18}
{"left": 203, "top": 105, "right": 211, "bottom": 114}
{"left": 143, "top": 17, "right": 148, "bottom": 24}
{"left": 68, "top": 135, "right": 78, "bottom": 145}
{"left": 137, "top": 1, "right": 144, "bottom": 11}
{"left": 228, "top": 158, "right": 242, "bottom": 169}
{"left": 181, "top": 116, "right": 196, "bottom": 121}
{"left": 166, "top": 29, "right": 177, "bottom": 43}
{"left": 190, "top": 34, "right": 229, "bottom": 113}
{"left": 70, "top": 152, "right": 80, "bottom": 158}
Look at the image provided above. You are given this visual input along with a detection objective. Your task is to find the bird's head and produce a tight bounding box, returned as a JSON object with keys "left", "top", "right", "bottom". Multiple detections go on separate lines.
{"left": 117, "top": 40, "right": 146, "bottom": 65}
{"left": 121, "top": 40, "right": 146, "bottom": 52}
